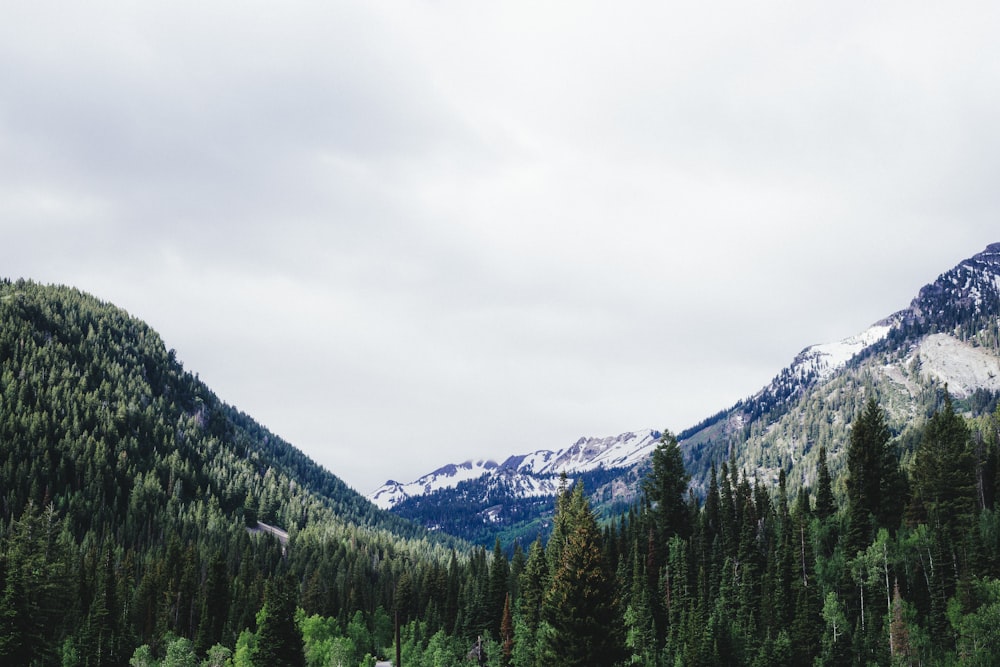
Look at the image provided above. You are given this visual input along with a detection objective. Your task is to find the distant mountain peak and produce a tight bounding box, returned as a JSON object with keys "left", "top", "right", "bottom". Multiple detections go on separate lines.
{"left": 910, "top": 243, "right": 1000, "bottom": 324}
{"left": 368, "top": 428, "right": 660, "bottom": 509}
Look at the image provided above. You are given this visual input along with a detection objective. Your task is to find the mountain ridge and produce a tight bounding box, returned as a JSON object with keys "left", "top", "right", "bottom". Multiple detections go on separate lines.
{"left": 369, "top": 428, "right": 661, "bottom": 510}
{"left": 681, "top": 241, "right": 1000, "bottom": 493}
{"left": 373, "top": 243, "right": 1000, "bottom": 543}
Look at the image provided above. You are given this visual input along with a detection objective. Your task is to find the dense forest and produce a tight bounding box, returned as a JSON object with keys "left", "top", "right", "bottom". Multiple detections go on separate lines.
{"left": 3, "top": 279, "right": 1000, "bottom": 665}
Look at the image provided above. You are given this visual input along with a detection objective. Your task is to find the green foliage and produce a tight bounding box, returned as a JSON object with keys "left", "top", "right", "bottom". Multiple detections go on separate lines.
{"left": 0, "top": 280, "right": 469, "bottom": 665}
{"left": 949, "top": 578, "right": 1000, "bottom": 665}
{"left": 203, "top": 644, "right": 232, "bottom": 667}
{"left": 911, "top": 393, "right": 977, "bottom": 540}
{"left": 130, "top": 644, "right": 157, "bottom": 667}
{"left": 540, "top": 484, "right": 623, "bottom": 666}
{"left": 162, "top": 636, "right": 199, "bottom": 667}
{"left": 253, "top": 575, "right": 305, "bottom": 667}
{"left": 644, "top": 431, "right": 691, "bottom": 547}
{"left": 815, "top": 445, "right": 836, "bottom": 521}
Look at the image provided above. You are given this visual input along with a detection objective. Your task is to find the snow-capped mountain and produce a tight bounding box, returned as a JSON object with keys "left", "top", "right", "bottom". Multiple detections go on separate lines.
{"left": 373, "top": 243, "right": 1000, "bottom": 547}
{"left": 369, "top": 459, "right": 499, "bottom": 509}
{"left": 368, "top": 429, "right": 661, "bottom": 509}
{"left": 680, "top": 242, "right": 1000, "bottom": 492}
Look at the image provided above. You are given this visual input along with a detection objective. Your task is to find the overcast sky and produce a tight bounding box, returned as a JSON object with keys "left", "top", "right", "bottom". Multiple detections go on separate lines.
{"left": 3, "top": 2, "right": 999, "bottom": 494}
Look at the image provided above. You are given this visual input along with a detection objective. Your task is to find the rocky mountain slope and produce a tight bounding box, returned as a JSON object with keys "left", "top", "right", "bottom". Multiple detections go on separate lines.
{"left": 681, "top": 242, "right": 1000, "bottom": 495}
{"left": 374, "top": 243, "right": 1000, "bottom": 543}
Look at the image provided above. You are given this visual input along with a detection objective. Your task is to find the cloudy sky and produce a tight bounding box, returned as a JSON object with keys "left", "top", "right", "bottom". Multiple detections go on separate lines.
{"left": 3, "top": 2, "right": 999, "bottom": 494}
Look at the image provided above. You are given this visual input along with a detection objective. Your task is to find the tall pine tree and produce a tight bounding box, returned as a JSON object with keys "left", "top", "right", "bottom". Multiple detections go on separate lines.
{"left": 253, "top": 574, "right": 305, "bottom": 667}
{"left": 644, "top": 431, "right": 692, "bottom": 553}
{"left": 540, "top": 484, "right": 623, "bottom": 666}
{"left": 911, "top": 392, "right": 976, "bottom": 543}
{"left": 845, "top": 397, "right": 906, "bottom": 556}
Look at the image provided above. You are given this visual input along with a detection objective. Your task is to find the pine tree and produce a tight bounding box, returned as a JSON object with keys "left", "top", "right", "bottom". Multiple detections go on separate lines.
{"left": 517, "top": 538, "right": 548, "bottom": 638}
{"left": 845, "top": 398, "right": 906, "bottom": 555}
{"left": 253, "top": 575, "right": 305, "bottom": 667}
{"left": 623, "top": 541, "right": 656, "bottom": 665}
{"left": 910, "top": 392, "right": 978, "bottom": 648}
{"left": 644, "top": 431, "right": 692, "bottom": 555}
{"left": 510, "top": 542, "right": 527, "bottom": 604}
{"left": 911, "top": 392, "right": 976, "bottom": 544}
{"left": 500, "top": 593, "right": 513, "bottom": 667}
{"left": 788, "top": 486, "right": 821, "bottom": 665}
{"left": 540, "top": 484, "right": 623, "bottom": 666}
{"left": 814, "top": 446, "right": 836, "bottom": 522}
{"left": 196, "top": 551, "right": 230, "bottom": 653}
{"left": 719, "top": 459, "right": 738, "bottom": 562}
{"left": 488, "top": 538, "right": 511, "bottom": 637}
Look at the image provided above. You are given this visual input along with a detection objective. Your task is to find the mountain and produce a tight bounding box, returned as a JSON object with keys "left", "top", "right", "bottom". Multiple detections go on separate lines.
{"left": 681, "top": 241, "right": 1000, "bottom": 494}
{"left": 371, "top": 458, "right": 502, "bottom": 509}
{"left": 369, "top": 429, "right": 661, "bottom": 510}
{"left": 376, "top": 243, "right": 1000, "bottom": 544}
{"left": 0, "top": 279, "right": 443, "bottom": 541}
{"left": 368, "top": 430, "right": 660, "bottom": 547}
{"left": 0, "top": 279, "right": 465, "bottom": 663}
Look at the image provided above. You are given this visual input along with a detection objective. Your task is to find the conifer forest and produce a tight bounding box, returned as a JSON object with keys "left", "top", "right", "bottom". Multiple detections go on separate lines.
{"left": 4, "top": 279, "right": 1000, "bottom": 666}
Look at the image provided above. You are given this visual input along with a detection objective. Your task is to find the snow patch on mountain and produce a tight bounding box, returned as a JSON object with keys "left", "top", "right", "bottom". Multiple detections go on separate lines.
{"left": 369, "top": 429, "right": 661, "bottom": 509}
{"left": 369, "top": 459, "right": 498, "bottom": 510}
{"left": 486, "top": 468, "right": 569, "bottom": 499}
{"left": 515, "top": 430, "right": 662, "bottom": 475}
{"left": 791, "top": 321, "right": 895, "bottom": 381}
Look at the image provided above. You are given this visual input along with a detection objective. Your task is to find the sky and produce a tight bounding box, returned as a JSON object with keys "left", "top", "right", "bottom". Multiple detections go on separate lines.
{"left": 3, "top": 2, "right": 1000, "bottom": 494}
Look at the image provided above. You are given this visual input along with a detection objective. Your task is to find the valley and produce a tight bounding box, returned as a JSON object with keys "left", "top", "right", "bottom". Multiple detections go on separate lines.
{"left": 3, "top": 243, "right": 1000, "bottom": 664}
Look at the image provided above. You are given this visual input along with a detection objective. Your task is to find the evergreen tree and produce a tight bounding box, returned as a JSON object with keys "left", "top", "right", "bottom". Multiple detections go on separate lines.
{"left": 814, "top": 446, "right": 836, "bottom": 522}
{"left": 488, "top": 538, "right": 511, "bottom": 637}
{"left": 195, "top": 551, "right": 230, "bottom": 653}
{"left": 0, "top": 502, "right": 76, "bottom": 665}
{"left": 517, "top": 538, "right": 547, "bottom": 635}
{"left": 540, "top": 484, "right": 623, "bottom": 666}
{"left": 514, "top": 538, "right": 547, "bottom": 666}
{"left": 623, "top": 540, "right": 656, "bottom": 666}
{"left": 500, "top": 593, "right": 513, "bottom": 667}
{"left": 911, "top": 392, "right": 977, "bottom": 544}
{"left": 910, "top": 392, "right": 978, "bottom": 648}
{"left": 719, "top": 459, "right": 738, "bottom": 562}
{"left": 509, "top": 541, "right": 527, "bottom": 604}
{"left": 845, "top": 398, "right": 906, "bottom": 556}
{"left": 644, "top": 431, "right": 692, "bottom": 555}
{"left": 253, "top": 575, "right": 305, "bottom": 667}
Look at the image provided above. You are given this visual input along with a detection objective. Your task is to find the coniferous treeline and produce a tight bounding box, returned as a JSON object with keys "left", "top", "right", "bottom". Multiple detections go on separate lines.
{"left": 388, "top": 395, "right": 1000, "bottom": 665}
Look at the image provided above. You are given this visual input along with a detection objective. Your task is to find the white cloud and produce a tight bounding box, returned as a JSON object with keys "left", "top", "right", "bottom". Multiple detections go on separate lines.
{"left": 2, "top": 2, "right": 999, "bottom": 492}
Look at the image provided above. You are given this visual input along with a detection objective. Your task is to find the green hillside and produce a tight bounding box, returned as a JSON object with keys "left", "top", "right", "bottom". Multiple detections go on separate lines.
{"left": 0, "top": 279, "right": 471, "bottom": 664}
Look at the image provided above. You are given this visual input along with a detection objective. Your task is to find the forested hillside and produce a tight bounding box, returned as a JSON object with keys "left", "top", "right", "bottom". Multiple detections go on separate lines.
{"left": 603, "top": 398, "right": 1000, "bottom": 665}
{"left": 4, "top": 278, "right": 1000, "bottom": 666}
{"left": 0, "top": 280, "right": 470, "bottom": 665}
